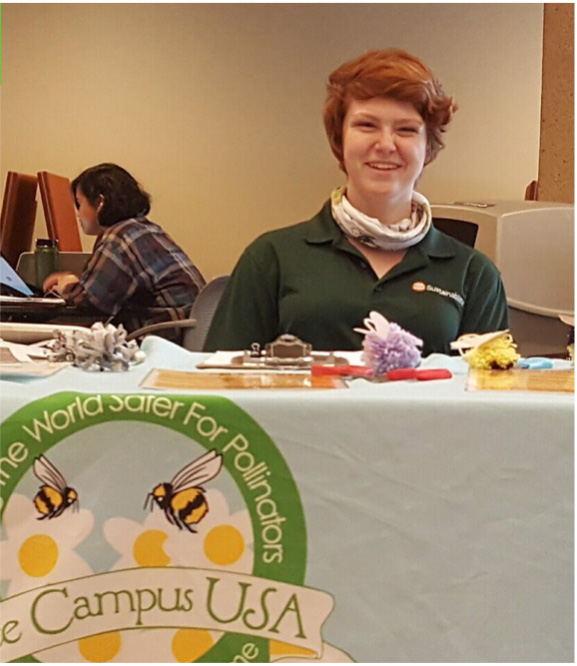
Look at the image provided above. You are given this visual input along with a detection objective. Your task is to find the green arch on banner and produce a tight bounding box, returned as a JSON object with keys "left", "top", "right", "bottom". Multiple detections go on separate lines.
{"left": 1, "top": 392, "right": 308, "bottom": 663}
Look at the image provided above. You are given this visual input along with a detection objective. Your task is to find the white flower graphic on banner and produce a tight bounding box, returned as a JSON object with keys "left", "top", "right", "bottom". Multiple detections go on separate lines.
{"left": 1, "top": 493, "right": 94, "bottom": 597}
{"left": 104, "top": 489, "right": 253, "bottom": 573}
{"left": 0, "top": 397, "right": 344, "bottom": 664}
{"left": 21, "top": 488, "right": 253, "bottom": 663}
{"left": 35, "top": 627, "right": 223, "bottom": 663}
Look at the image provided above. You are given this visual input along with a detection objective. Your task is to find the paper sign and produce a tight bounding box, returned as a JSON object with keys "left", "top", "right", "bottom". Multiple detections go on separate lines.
{"left": 140, "top": 369, "right": 346, "bottom": 390}
{"left": 467, "top": 368, "right": 574, "bottom": 393}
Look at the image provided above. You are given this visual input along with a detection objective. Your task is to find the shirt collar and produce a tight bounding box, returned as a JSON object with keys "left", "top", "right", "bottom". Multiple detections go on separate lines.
{"left": 305, "top": 199, "right": 457, "bottom": 258}
{"left": 304, "top": 200, "right": 343, "bottom": 245}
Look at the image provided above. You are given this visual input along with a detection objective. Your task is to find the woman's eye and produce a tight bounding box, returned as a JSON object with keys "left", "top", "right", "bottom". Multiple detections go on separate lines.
{"left": 398, "top": 126, "right": 420, "bottom": 135}
{"left": 354, "top": 121, "right": 376, "bottom": 129}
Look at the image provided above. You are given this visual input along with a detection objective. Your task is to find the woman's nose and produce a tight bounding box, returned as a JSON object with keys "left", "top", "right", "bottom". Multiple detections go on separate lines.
{"left": 375, "top": 128, "right": 396, "bottom": 152}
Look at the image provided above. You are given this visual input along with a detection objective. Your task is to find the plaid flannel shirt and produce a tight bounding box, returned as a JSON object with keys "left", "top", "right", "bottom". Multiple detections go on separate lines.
{"left": 67, "top": 217, "right": 205, "bottom": 342}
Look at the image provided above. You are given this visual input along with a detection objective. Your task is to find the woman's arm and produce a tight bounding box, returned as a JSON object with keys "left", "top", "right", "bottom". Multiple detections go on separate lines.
{"left": 72, "top": 227, "right": 144, "bottom": 315}
{"left": 204, "top": 241, "right": 280, "bottom": 351}
{"left": 459, "top": 256, "right": 509, "bottom": 335}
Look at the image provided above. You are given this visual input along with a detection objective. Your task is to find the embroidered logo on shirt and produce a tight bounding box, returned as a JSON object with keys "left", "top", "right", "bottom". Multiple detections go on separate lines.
{"left": 412, "top": 281, "right": 464, "bottom": 307}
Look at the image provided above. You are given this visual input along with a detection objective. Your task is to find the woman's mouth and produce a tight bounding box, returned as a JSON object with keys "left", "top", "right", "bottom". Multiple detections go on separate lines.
{"left": 367, "top": 162, "right": 401, "bottom": 171}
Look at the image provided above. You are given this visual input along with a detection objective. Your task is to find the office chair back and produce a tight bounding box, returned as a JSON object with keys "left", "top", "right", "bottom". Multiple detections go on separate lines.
{"left": 0, "top": 171, "right": 38, "bottom": 267}
{"left": 183, "top": 275, "right": 230, "bottom": 351}
{"left": 124, "top": 276, "right": 230, "bottom": 348}
{"left": 38, "top": 171, "right": 82, "bottom": 251}
{"left": 433, "top": 217, "right": 478, "bottom": 248}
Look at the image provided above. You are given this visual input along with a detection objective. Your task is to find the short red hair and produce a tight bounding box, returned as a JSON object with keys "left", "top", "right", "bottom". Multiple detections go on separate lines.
{"left": 323, "top": 49, "right": 457, "bottom": 170}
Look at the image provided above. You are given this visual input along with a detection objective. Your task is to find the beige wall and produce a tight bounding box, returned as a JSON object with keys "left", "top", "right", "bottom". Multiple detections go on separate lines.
{"left": 1, "top": 4, "right": 544, "bottom": 279}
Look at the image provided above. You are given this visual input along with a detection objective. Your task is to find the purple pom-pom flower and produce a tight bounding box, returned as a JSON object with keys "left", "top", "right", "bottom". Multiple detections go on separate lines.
{"left": 354, "top": 311, "right": 422, "bottom": 375}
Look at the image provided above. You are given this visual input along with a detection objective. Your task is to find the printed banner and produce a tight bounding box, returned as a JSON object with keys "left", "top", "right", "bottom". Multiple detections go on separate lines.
{"left": 0, "top": 392, "right": 353, "bottom": 662}
{"left": 2, "top": 567, "right": 333, "bottom": 662}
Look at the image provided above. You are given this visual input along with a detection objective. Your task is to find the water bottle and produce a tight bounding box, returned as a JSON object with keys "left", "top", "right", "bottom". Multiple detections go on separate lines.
{"left": 35, "top": 238, "right": 60, "bottom": 289}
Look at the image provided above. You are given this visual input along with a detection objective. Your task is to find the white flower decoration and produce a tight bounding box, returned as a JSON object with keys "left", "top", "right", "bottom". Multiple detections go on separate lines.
{"left": 1, "top": 493, "right": 94, "bottom": 597}
{"left": 43, "top": 491, "right": 254, "bottom": 663}
{"left": 104, "top": 489, "right": 254, "bottom": 574}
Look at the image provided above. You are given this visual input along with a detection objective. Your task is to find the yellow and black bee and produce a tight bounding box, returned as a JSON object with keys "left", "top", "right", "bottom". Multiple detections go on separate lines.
{"left": 33, "top": 455, "right": 79, "bottom": 519}
{"left": 145, "top": 449, "right": 223, "bottom": 532}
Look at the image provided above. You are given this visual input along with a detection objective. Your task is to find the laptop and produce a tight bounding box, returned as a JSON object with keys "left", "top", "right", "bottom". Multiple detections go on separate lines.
{"left": 0, "top": 252, "right": 66, "bottom": 310}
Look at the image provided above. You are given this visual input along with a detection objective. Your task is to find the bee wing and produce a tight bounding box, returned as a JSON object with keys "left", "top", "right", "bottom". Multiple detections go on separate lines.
{"left": 171, "top": 450, "right": 223, "bottom": 492}
{"left": 170, "top": 449, "right": 219, "bottom": 486}
{"left": 33, "top": 455, "right": 67, "bottom": 493}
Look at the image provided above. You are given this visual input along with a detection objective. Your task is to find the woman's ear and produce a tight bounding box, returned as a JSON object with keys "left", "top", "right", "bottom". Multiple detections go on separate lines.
{"left": 96, "top": 195, "right": 105, "bottom": 212}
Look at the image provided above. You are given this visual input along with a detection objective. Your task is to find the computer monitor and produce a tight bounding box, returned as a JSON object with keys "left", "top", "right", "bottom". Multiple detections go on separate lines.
{"left": 0, "top": 252, "right": 36, "bottom": 296}
{"left": 0, "top": 171, "right": 38, "bottom": 267}
{"left": 37, "top": 171, "right": 83, "bottom": 251}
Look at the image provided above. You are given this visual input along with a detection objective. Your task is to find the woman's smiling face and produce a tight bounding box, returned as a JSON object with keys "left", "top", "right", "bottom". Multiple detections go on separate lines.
{"left": 342, "top": 97, "right": 427, "bottom": 219}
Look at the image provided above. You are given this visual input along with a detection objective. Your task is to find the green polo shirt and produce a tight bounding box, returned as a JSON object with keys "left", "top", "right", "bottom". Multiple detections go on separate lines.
{"left": 204, "top": 201, "right": 508, "bottom": 356}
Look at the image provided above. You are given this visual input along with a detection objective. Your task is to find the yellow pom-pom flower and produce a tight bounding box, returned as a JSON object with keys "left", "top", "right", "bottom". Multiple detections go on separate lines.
{"left": 451, "top": 330, "right": 520, "bottom": 370}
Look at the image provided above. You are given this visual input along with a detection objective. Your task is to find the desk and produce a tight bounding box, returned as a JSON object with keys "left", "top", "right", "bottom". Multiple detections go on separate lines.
{"left": 0, "top": 338, "right": 573, "bottom": 663}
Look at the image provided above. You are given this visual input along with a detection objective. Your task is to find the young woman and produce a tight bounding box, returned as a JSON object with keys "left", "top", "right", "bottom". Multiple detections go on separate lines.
{"left": 44, "top": 163, "right": 205, "bottom": 341}
{"left": 204, "top": 49, "right": 508, "bottom": 355}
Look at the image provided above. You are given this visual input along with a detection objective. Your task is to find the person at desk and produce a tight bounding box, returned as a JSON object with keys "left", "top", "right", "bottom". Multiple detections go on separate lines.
{"left": 204, "top": 49, "right": 508, "bottom": 356}
{"left": 44, "top": 163, "right": 205, "bottom": 341}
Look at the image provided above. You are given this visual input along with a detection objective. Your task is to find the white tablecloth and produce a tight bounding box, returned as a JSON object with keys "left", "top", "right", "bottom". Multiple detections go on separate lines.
{"left": 0, "top": 337, "right": 573, "bottom": 663}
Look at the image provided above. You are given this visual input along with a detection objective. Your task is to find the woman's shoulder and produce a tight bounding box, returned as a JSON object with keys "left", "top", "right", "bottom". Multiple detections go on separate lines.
{"left": 454, "top": 239, "right": 500, "bottom": 274}
{"left": 100, "top": 216, "right": 160, "bottom": 240}
{"left": 428, "top": 227, "right": 498, "bottom": 268}
{"left": 248, "top": 202, "right": 333, "bottom": 251}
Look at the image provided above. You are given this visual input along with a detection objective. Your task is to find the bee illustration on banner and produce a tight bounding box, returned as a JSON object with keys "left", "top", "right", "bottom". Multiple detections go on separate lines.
{"left": 145, "top": 449, "right": 223, "bottom": 532}
{"left": 33, "top": 455, "right": 79, "bottom": 519}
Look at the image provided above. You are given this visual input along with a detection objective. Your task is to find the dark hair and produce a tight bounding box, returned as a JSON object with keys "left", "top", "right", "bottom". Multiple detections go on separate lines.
{"left": 323, "top": 49, "right": 457, "bottom": 170}
{"left": 71, "top": 163, "right": 151, "bottom": 227}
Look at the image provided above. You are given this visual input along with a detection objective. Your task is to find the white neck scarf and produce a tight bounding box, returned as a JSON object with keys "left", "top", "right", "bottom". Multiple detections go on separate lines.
{"left": 331, "top": 187, "right": 432, "bottom": 251}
